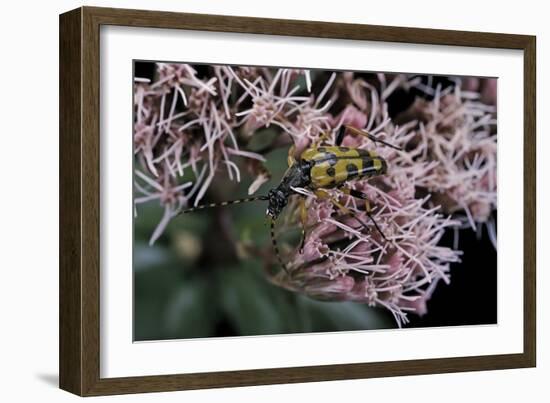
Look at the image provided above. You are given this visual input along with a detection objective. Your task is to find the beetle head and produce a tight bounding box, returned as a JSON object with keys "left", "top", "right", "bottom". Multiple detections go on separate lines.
{"left": 266, "top": 188, "right": 288, "bottom": 219}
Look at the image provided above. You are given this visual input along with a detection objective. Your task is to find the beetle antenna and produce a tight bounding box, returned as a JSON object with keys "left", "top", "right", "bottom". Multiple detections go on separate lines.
{"left": 344, "top": 125, "right": 403, "bottom": 151}
{"left": 270, "top": 218, "right": 289, "bottom": 274}
{"left": 177, "top": 195, "right": 268, "bottom": 215}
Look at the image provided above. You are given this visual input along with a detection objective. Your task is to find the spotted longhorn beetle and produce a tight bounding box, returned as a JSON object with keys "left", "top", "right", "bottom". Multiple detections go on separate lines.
{"left": 178, "top": 125, "right": 401, "bottom": 273}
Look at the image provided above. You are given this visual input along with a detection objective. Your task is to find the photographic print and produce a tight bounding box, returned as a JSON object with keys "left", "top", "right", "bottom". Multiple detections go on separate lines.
{"left": 133, "top": 61, "right": 497, "bottom": 341}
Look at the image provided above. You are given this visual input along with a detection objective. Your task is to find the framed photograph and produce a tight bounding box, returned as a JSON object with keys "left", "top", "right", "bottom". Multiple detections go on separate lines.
{"left": 59, "top": 6, "right": 536, "bottom": 396}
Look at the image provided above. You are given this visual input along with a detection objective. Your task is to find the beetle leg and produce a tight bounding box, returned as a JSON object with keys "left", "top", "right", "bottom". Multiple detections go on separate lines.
{"left": 287, "top": 144, "right": 297, "bottom": 167}
{"left": 314, "top": 189, "right": 375, "bottom": 236}
{"left": 312, "top": 131, "right": 333, "bottom": 148}
{"left": 342, "top": 187, "right": 388, "bottom": 240}
{"left": 344, "top": 125, "right": 402, "bottom": 151}
{"left": 314, "top": 189, "right": 331, "bottom": 200}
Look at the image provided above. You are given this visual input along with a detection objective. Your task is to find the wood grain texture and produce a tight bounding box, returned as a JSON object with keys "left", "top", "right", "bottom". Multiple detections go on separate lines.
{"left": 86, "top": 6, "right": 532, "bottom": 49}
{"left": 59, "top": 8, "right": 83, "bottom": 396}
{"left": 59, "top": 6, "right": 537, "bottom": 396}
{"left": 81, "top": 6, "right": 102, "bottom": 396}
{"left": 523, "top": 38, "right": 537, "bottom": 367}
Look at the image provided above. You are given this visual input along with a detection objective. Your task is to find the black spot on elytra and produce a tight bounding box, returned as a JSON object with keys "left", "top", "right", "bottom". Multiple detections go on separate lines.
{"left": 360, "top": 156, "right": 386, "bottom": 177}
{"left": 362, "top": 156, "right": 374, "bottom": 170}
{"left": 326, "top": 166, "right": 336, "bottom": 177}
{"left": 325, "top": 153, "right": 338, "bottom": 166}
{"left": 346, "top": 163, "right": 357, "bottom": 176}
{"left": 317, "top": 147, "right": 327, "bottom": 152}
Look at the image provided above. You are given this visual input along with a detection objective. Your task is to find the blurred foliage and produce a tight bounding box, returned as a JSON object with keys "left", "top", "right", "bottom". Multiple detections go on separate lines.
{"left": 134, "top": 144, "right": 394, "bottom": 341}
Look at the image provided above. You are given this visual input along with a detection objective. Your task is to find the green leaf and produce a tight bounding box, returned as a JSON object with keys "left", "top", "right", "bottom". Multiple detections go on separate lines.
{"left": 133, "top": 242, "right": 174, "bottom": 273}
{"left": 134, "top": 264, "right": 182, "bottom": 341}
{"left": 246, "top": 128, "right": 278, "bottom": 151}
{"left": 217, "top": 264, "right": 297, "bottom": 335}
{"left": 163, "top": 276, "right": 219, "bottom": 338}
{"left": 298, "top": 297, "right": 395, "bottom": 332}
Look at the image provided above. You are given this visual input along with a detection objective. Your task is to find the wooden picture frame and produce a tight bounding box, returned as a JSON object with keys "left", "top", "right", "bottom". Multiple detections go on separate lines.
{"left": 59, "top": 6, "right": 536, "bottom": 396}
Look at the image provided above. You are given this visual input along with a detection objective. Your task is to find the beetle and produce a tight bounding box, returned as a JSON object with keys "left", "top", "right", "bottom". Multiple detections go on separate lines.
{"left": 178, "top": 125, "right": 401, "bottom": 273}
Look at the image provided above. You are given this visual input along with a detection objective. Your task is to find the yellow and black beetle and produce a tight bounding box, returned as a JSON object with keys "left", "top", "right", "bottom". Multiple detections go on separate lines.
{"left": 179, "top": 125, "right": 401, "bottom": 272}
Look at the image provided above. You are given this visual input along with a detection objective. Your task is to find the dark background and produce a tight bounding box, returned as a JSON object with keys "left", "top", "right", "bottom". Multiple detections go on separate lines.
{"left": 407, "top": 220, "right": 497, "bottom": 327}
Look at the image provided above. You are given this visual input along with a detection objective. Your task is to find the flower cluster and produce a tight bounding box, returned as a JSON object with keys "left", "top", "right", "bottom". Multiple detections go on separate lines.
{"left": 395, "top": 76, "right": 497, "bottom": 246}
{"left": 134, "top": 64, "right": 497, "bottom": 325}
